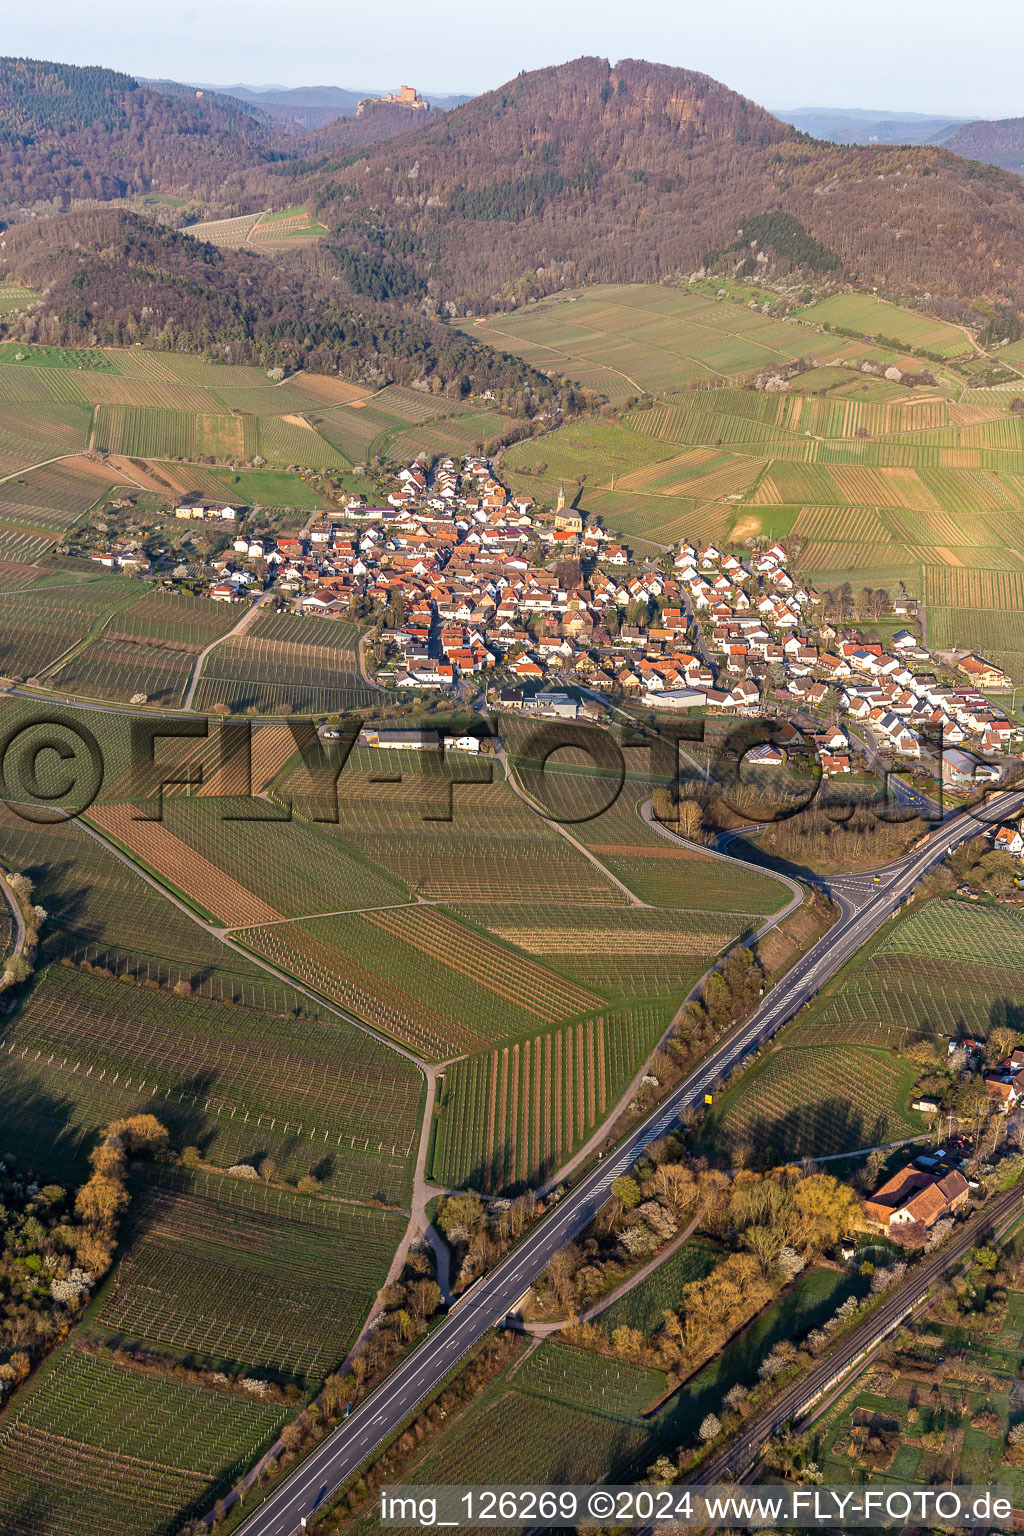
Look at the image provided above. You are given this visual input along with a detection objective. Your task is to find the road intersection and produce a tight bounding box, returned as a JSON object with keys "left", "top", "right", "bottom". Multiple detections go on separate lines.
{"left": 233, "top": 789, "right": 1024, "bottom": 1536}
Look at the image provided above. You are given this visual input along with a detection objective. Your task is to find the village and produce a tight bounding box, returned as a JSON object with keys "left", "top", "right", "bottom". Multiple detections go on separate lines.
{"left": 88, "top": 448, "right": 1024, "bottom": 851}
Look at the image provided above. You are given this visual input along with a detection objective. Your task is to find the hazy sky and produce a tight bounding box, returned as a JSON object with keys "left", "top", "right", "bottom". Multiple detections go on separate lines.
{"left": 8, "top": 0, "right": 1024, "bottom": 117}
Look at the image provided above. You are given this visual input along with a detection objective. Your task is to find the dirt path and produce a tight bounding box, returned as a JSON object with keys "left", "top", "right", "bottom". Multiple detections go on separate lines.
{"left": 183, "top": 591, "right": 273, "bottom": 710}
{"left": 340, "top": 1064, "right": 452, "bottom": 1370}
{"left": 0, "top": 452, "right": 80, "bottom": 485}
{"left": 0, "top": 870, "right": 26, "bottom": 967}
{"left": 525, "top": 1205, "right": 706, "bottom": 1337}
{"left": 533, "top": 800, "right": 804, "bottom": 1197}
{"left": 357, "top": 631, "right": 384, "bottom": 692}
{"left": 488, "top": 732, "right": 649, "bottom": 908}
{"left": 244, "top": 210, "right": 271, "bottom": 245}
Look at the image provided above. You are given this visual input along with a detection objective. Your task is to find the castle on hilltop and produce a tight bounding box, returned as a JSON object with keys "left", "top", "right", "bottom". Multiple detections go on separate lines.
{"left": 357, "top": 85, "right": 429, "bottom": 115}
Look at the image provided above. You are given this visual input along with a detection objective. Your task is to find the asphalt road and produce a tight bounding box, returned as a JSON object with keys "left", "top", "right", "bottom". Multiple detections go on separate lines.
{"left": 233, "top": 790, "right": 1024, "bottom": 1536}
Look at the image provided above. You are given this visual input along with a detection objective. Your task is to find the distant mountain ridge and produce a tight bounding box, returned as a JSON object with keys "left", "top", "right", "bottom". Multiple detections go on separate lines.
{"left": 774, "top": 107, "right": 968, "bottom": 146}
{"left": 775, "top": 106, "right": 1024, "bottom": 182}
{"left": 9, "top": 53, "right": 1024, "bottom": 342}
{"left": 943, "top": 116, "right": 1024, "bottom": 177}
{"left": 144, "top": 80, "right": 473, "bottom": 130}
{"left": 0, "top": 56, "right": 280, "bottom": 213}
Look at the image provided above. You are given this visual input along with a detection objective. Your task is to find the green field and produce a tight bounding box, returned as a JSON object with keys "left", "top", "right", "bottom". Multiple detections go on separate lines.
{"left": 789, "top": 899, "right": 1024, "bottom": 1052}
{"left": 410, "top": 1340, "right": 663, "bottom": 1485}
{"left": 0, "top": 1344, "right": 286, "bottom": 1536}
{"left": 803, "top": 293, "right": 971, "bottom": 359}
{"left": 589, "top": 1237, "right": 721, "bottom": 1336}
{"left": 0, "top": 580, "right": 142, "bottom": 680}
{"left": 0, "top": 963, "right": 423, "bottom": 1201}
{"left": 0, "top": 284, "right": 39, "bottom": 313}
{"left": 431, "top": 1000, "right": 674, "bottom": 1192}
{"left": 211, "top": 468, "right": 331, "bottom": 508}
{"left": 0, "top": 342, "right": 119, "bottom": 371}
{"left": 397, "top": 1266, "right": 857, "bottom": 1495}
{"left": 191, "top": 611, "right": 376, "bottom": 714}
{"left": 706, "top": 898, "right": 1024, "bottom": 1164}
{"left": 101, "top": 1165, "right": 406, "bottom": 1379}
{"left": 465, "top": 284, "right": 923, "bottom": 403}
{"left": 706, "top": 1045, "right": 924, "bottom": 1163}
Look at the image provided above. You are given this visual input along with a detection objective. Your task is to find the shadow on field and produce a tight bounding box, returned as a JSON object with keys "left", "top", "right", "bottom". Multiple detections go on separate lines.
{"left": 710, "top": 1098, "right": 884, "bottom": 1170}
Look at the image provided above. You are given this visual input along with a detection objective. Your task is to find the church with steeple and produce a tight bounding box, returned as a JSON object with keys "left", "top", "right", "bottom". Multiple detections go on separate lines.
{"left": 553, "top": 482, "right": 583, "bottom": 533}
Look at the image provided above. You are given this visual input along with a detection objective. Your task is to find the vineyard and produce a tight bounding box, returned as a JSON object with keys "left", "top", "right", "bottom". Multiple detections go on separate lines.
{"left": 0, "top": 963, "right": 422, "bottom": 1199}
{"left": 257, "top": 413, "right": 349, "bottom": 468}
{"left": 708, "top": 1045, "right": 923, "bottom": 1162}
{"left": 161, "top": 797, "right": 408, "bottom": 916}
{"left": 430, "top": 1001, "right": 673, "bottom": 1192}
{"left": 578, "top": 832, "right": 781, "bottom": 918}
{"left": 927, "top": 607, "right": 1024, "bottom": 655}
{"left": 78, "top": 373, "right": 226, "bottom": 412}
{"left": 241, "top": 919, "right": 487, "bottom": 1058}
{"left": 804, "top": 293, "right": 970, "bottom": 358}
{"left": 50, "top": 635, "right": 196, "bottom": 706}
{"left": 0, "top": 581, "right": 140, "bottom": 680}
{"left": 107, "top": 590, "right": 241, "bottom": 645}
{"left": 450, "top": 903, "right": 750, "bottom": 997}
{"left": 0, "top": 457, "right": 120, "bottom": 527}
{"left": 246, "top": 204, "right": 328, "bottom": 251}
{"left": 19, "top": 587, "right": 242, "bottom": 706}
{"left": 86, "top": 803, "right": 283, "bottom": 926}
{"left": 297, "top": 771, "right": 625, "bottom": 905}
{"left": 0, "top": 796, "right": 302, "bottom": 1014}
{"left": 191, "top": 618, "right": 375, "bottom": 715}
{"left": 410, "top": 1340, "right": 662, "bottom": 1485}
{"left": 92, "top": 404, "right": 257, "bottom": 461}
{"left": 185, "top": 210, "right": 264, "bottom": 246}
{"left": 924, "top": 566, "right": 1024, "bottom": 609}
{"left": 102, "top": 1165, "right": 405, "bottom": 1378}
{"left": 879, "top": 900, "right": 1024, "bottom": 971}
{"left": 0, "top": 1345, "right": 285, "bottom": 1536}
{"left": 615, "top": 447, "right": 761, "bottom": 500}
{"left": 356, "top": 904, "right": 604, "bottom": 1023}
{"left": 790, "top": 505, "right": 894, "bottom": 542}
{"left": 243, "top": 903, "right": 604, "bottom": 1060}
{"left": 598, "top": 1237, "right": 721, "bottom": 1335}
{"left": 784, "top": 899, "right": 1024, "bottom": 1088}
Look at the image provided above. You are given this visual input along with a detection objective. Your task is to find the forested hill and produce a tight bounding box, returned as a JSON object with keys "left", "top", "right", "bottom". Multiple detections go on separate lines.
{"left": 0, "top": 55, "right": 284, "bottom": 212}
{"left": 306, "top": 55, "right": 1024, "bottom": 319}
{"left": 942, "top": 117, "right": 1024, "bottom": 178}
{"left": 0, "top": 209, "right": 563, "bottom": 405}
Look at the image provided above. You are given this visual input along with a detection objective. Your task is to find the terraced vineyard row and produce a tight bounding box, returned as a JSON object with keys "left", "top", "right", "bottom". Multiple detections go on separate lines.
{"left": 431, "top": 1002, "right": 672, "bottom": 1192}
{"left": 0, "top": 1347, "right": 285, "bottom": 1536}
{"left": 451, "top": 902, "right": 750, "bottom": 997}
{"left": 2, "top": 965, "right": 423, "bottom": 1199}
{"left": 708, "top": 1045, "right": 923, "bottom": 1162}
{"left": 102, "top": 1166, "right": 405, "bottom": 1378}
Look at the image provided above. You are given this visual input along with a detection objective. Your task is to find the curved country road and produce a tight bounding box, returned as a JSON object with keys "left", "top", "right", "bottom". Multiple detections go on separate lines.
{"left": 230, "top": 790, "right": 1024, "bottom": 1536}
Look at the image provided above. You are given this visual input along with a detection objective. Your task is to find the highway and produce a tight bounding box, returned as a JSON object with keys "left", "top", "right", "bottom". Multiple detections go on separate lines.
{"left": 233, "top": 789, "right": 1024, "bottom": 1536}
